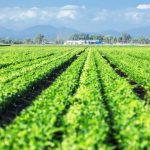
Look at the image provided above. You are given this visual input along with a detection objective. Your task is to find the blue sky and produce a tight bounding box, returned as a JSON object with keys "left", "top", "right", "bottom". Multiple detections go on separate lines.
{"left": 0, "top": 0, "right": 150, "bottom": 32}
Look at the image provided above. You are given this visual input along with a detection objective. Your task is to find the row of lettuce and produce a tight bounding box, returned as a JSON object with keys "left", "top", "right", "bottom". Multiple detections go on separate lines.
{"left": 95, "top": 50, "right": 150, "bottom": 149}
{"left": 0, "top": 47, "right": 83, "bottom": 113}
{"left": 0, "top": 46, "right": 73, "bottom": 68}
{"left": 99, "top": 46, "right": 150, "bottom": 102}
{"left": 0, "top": 48, "right": 149, "bottom": 149}
{"left": 0, "top": 48, "right": 88, "bottom": 149}
{"left": 0, "top": 48, "right": 75, "bottom": 84}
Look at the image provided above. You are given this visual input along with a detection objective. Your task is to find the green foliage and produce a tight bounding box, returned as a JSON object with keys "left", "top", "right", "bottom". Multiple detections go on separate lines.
{"left": 0, "top": 48, "right": 87, "bottom": 149}
{"left": 99, "top": 46, "right": 150, "bottom": 101}
{"left": 95, "top": 50, "right": 150, "bottom": 149}
{"left": 61, "top": 50, "right": 110, "bottom": 149}
{"left": 0, "top": 46, "right": 149, "bottom": 149}
{"left": 0, "top": 47, "right": 82, "bottom": 113}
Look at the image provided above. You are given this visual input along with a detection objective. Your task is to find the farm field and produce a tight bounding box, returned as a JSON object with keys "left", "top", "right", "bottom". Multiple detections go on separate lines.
{"left": 0, "top": 46, "right": 149, "bottom": 150}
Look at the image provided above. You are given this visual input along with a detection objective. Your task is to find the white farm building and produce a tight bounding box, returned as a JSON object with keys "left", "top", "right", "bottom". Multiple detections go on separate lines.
{"left": 64, "top": 40, "right": 101, "bottom": 45}
{"left": 64, "top": 40, "right": 85, "bottom": 45}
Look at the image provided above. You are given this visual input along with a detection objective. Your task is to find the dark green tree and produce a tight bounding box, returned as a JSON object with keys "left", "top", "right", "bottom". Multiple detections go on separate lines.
{"left": 35, "top": 34, "right": 45, "bottom": 44}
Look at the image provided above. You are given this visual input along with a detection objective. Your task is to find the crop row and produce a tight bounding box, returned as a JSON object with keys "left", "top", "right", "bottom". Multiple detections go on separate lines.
{"left": 0, "top": 49, "right": 88, "bottom": 149}
{"left": 95, "top": 50, "right": 150, "bottom": 149}
{"left": 0, "top": 48, "right": 84, "bottom": 114}
{"left": 0, "top": 48, "right": 76, "bottom": 84}
{"left": 0, "top": 46, "right": 73, "bottom": 68}
{"left": 99, "top": 48, "right": 150, "bottom": 101}
{"left": 0, "top": 46, "right": 149, "bottom": 149}
{"left": 117, "top": 46, "right": 150, "bottom": 61}
{"left": 60, "top": 49, "right": 110, "bottom": 149}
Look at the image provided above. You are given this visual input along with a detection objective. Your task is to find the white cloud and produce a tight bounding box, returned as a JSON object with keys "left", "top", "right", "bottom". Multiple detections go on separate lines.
{"left": 20, "top": 10, "right": 37, "bottom": 18}
{"left": 62, "top": 5, "right": 78, "bottom": 9}
{"left": 0, "top": 5, "right": 85, "bottom": 22}
{"left": 137, "top": 4, "right": 150, "bottom": 10}
{"left": 0, "top": 7, "right": 38, "bottom": 21}
{"left": 0, "top": 5, "right": 150, "bottom": 31}
{"left": 124, "top": 11, "right": 143, "bottom": 22}
{"left": 93, "top": 10, "right": 109, "bottom": 22}
{"left": 57, "top": 9, "right": 76, "bottom": 20}
{"left": 57, "top": 6, "right": 76, "bottom": 20}
{"left": 61, "top": 5, "right": 86, "bottom": 10}
{"left": 0, "top": 5, "right": 87, "bottom": 30}
{"left": 93, "top": 8, "right": 150, "bottom": 24}
{"left": 57, "top": 5, "right": 85, "bottom": 20}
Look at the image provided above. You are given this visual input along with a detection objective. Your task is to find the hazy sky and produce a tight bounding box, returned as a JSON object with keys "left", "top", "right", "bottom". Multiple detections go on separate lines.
{"left": 0, "top": 0, "right": 150, "bottom": 32}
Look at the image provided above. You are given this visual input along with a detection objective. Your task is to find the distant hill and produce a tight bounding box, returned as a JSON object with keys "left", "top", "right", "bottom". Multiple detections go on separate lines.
{"left": 0, "top": 26, "right": 16, "bottom": 38}
{"left": 101, "top": 26, "right": 150, "bottom": 38}
{"left": 0, "top": 25, "right": 150, "bottom": 39}
{"left": 125, "top": 26, "right": 150, "bottom": 38}
{"left": 0, "top": 25, "right": 79, "bottom": 39}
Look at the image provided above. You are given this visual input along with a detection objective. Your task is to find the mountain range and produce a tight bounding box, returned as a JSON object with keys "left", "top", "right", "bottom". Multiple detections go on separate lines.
{"left": 0, "top": 25, "right": 150, "bottom": 39}
{"left": 99, "top": 26, "right": 150, "bottom": 38}
{"left": 0, "top": 25, "right": 79, "bottom": 39}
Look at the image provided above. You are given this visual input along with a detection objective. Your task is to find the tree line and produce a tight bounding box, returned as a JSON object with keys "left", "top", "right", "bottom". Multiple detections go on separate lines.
{"left": 0, "top": 34, "right": 55, "bottom": 45}
{"left": 70, "top": 33, "right": 150, "bottom": 44}
{"left": 0, "top": 33, "right": 150, "bottom": 45}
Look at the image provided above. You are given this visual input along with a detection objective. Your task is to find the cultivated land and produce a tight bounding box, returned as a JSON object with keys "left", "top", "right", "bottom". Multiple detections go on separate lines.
{"left": 0, "top": 46, "right": 149, "bottom": 149}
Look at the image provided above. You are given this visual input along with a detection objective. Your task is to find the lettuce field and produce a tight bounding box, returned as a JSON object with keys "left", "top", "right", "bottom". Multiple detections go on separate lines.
{"left": 0, "top": 46, "right": 149, "bottom": 150}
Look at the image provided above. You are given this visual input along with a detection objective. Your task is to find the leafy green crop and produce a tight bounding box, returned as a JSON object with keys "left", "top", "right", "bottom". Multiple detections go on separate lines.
{"left": 99, "top": 46, "right": 150, "bottom": 100}
{"left": 0, "top": 48, "right": 88, "bottom": 149}
{"left": 95, "top": 50, "right": 150, "bottom": 149}
{"left": 0, "top": 48, "right": 83, "bottom": 113}
{"left": 0, "top": 46, "right": 149, "bottom": 150}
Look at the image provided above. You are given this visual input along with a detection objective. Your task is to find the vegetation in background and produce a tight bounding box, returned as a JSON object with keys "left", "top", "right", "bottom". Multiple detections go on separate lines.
{"left": 1, "top": 33, "right": 150, "bottom": 45}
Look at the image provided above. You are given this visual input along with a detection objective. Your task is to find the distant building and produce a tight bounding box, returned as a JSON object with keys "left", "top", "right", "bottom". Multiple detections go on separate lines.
{"left": 43, "top": 41, "right": 55, "bottom": 45}
{"left": 64, "top": 40, "right": 102, "bottom": 45}
{"left": 64, "top": 40, "right": 85, "bottom": 45}
{"left": 86, "top": 40, "right": 101, "bottom": 44}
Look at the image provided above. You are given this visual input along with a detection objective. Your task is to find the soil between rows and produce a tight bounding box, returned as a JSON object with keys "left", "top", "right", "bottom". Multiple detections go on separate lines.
{"left": 0, "top": 53, "right": 54, "bottom": 70}
{"left": 100, "top": 53, "right": 147, "bottom": 100}
{"left": 95, "top": 56, "right": 119, "bottom": 150}
{"left": 51, "top": 49, "right": 88, "bottom": 146}
{"left": 0, "top": 50, "right": 85, "bottom": 127}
